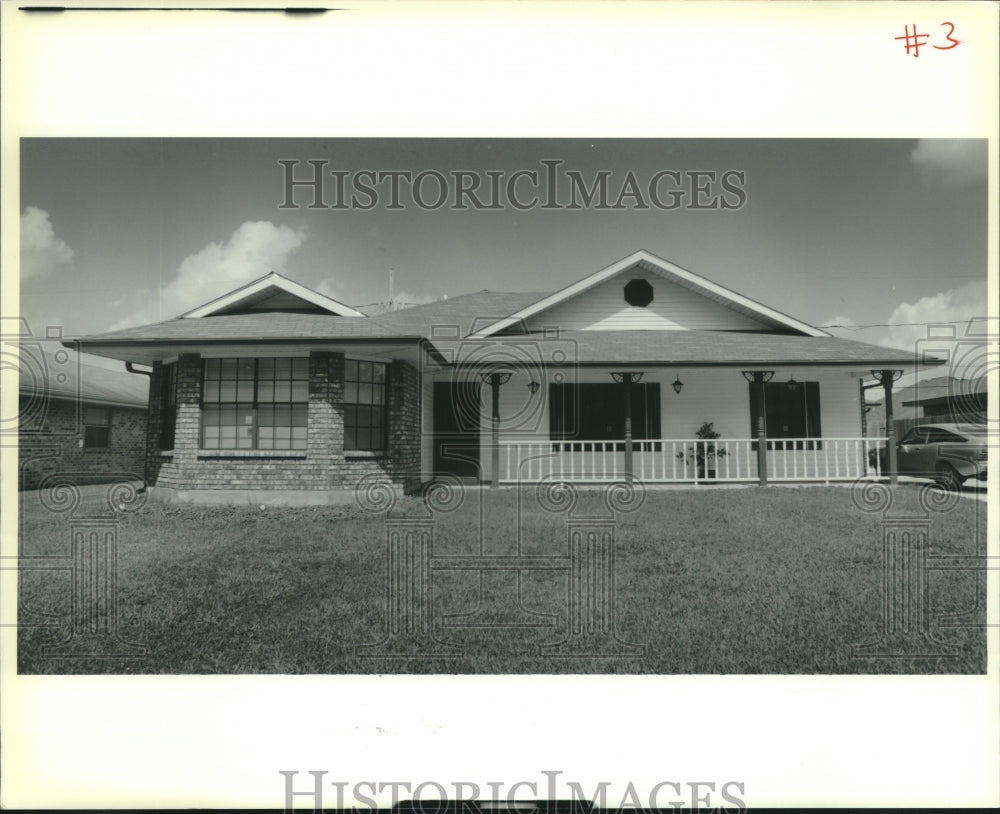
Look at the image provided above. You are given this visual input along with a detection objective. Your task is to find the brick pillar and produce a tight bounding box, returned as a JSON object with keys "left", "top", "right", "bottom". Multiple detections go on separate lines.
{"left": 145, "top": 361, "right": 165, "bottom": 480}
{"left": 388, "top": 360, "right": 420, "bottom": 493}
{"left": 309, "top": 351, "right": 345, "bottom": 487}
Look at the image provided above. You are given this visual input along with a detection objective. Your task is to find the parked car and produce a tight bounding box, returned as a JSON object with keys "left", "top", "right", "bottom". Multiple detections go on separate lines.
{"left": 869, "top": 423, "right": 988, "bottom": 489}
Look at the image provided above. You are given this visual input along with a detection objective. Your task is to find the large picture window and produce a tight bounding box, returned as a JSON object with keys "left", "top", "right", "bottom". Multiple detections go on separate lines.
{"left": 84, "top": 405, "right": 112, "bottom": 450}
{"left": 202, "top": 357, "right": 308, "bottom": 450}
{"left": 549, "top": 382, "right": 660, "bottom": 448}
{"left": 749, "top": 381, "right": 822, "bottom": 450}
{"left": 344, "top": 359, "right": 387, "bottom": 451}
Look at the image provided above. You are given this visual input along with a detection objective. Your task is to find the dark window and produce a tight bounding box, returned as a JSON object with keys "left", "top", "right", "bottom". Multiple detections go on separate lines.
{"left": 201, "top": 357, "right": 308, "bottom": 450}
{"left": 749, "top": 381, "right": 822, "bottom": 450}
{"left": 925, "top": 427, "right": 966, "bottom": 443}
{"left": 344, "top": 359, "right": 387, "bottom": 451}
{"left": 160, "top": 362, "right": 177, "bottom": 450}
{"left": 549, "top": 382, "right": 660, "bottom": 449}
{"left": 624, "top": 278, "right": 654, "bottom": 307}
{"left": 84, "top": 405, "right": 111, "bottom": 449}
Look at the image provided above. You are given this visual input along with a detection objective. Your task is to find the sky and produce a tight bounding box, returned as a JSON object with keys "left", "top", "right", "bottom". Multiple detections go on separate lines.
{"left": 19, "top": 138, "right": 989, "bottom": 367}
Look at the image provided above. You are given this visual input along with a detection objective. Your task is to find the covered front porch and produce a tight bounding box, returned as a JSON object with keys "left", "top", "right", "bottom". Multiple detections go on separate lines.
{"left": 425, "top": 359, "right": 905, "bottom": 487}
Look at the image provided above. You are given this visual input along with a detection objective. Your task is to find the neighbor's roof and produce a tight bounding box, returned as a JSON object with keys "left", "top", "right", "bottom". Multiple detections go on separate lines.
{"left": 899, "top": 375, "right": 988, "bottom": 406}
{"left": 19, "top": 348, "right": 148, "bottom": 408}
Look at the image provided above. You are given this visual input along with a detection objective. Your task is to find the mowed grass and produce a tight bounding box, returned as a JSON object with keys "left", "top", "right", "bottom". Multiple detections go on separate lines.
{"left": 17, "top": 485, "right": 987, "bottom": 674}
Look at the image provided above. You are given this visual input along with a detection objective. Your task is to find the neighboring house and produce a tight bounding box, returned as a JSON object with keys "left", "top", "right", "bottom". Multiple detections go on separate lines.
{"left": 19, "top": 348, "right": 149, "bottom": 489}
{"left": 865, "top": 375, "right": 987, "bottom": 438}
{"left": 68, "top": 250, "right": 936, "bottom": 503}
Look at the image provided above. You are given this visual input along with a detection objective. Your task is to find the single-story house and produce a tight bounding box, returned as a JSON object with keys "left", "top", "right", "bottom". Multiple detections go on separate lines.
{"left": 67, "top": 250, "right": 935, "bottom": 503}
{"left": 18, "top": 345, "right": 148, "bottom": 490}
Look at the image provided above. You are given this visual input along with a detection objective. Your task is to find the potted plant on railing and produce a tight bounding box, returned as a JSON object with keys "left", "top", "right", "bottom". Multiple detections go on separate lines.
{"left": 677, "top": 421, "right": 729, "bottom": 480}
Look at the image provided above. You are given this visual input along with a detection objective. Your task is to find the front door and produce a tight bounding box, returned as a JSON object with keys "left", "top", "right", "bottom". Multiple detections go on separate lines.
{"left": 433, "top": 380, "right": 481, "bottom": 481}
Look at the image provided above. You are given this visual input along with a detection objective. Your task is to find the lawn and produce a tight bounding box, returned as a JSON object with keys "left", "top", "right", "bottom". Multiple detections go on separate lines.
{"left": 16, "top": 484, "right": 987, "bottom": 674}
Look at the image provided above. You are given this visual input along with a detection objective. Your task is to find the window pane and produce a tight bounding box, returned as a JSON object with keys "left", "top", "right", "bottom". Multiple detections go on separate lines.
{"left": 356, "top": 427, "right": 371, "bottom": 449}
{"left": 291, "top": 381, "right": 308, "bottom": 402}
{"left": 204, "top": 381, "right": 219, "bottom": 402}
{"left": 274, "top": 381, "right": 291, "bottom": 402}
{"left": 371, "top": 384, "right": 384, "bottom": 405}
{"left": 238, "top": 358, "right": 255, "bottom": 378}
{"left": 358, "top": 361, "right": 372, "bottom": 382}
{"left": 203, "top": 406, "right": 220, "bottom": 427}
{"left": 344, "top": 426, "right": 357, "bottom": 450}
{"left": 220, "top": 358, "right": 238, "bottom": 378}
{"left": 236, "top": 381, "right": 254, "bottom": 402}
{"left": 345, "top": 405, "right": 358, "bottom": 427}
{"left": 292, "top": 357, "right": 309, "bottom": 377}
{"left": 344, "top": 381, "right": 358, "bottom": 404}
{"left": 203, "top": 427, "right": 219, "bottom": 448}
{"left": 84, "top": 406, "right": 110, "bottom": 426}
{"left": 220, "top": 381, "right": 237, "bottom": 402}
{"left": 373, "top": 364, "right": 386, "bottom": 384}
{"left": 358, "top": 382, "right": 373, "bottom": 405}
{"left": 291, "top": 405, "right": 307, "bottom": 426}
{"left": 371, "top": 428, "right": 383, "bottom": 450}
{"left": 258, "top": 358, "right": 274, "bottom": 377}
{"left": 205, "top": 358, "right": 220, "bottom": 377}
{"left": 257, "top": 381, "right": 274, "bottom": 402}
{"left": 345, "top": 359, "right": 358, "bottom": 381}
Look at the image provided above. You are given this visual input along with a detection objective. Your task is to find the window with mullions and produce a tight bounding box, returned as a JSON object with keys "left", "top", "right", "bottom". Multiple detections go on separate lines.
{"left": 84, "top": 405, "right": 112, "bottom": 449}
{"left": 748, "top": 381, "right": 822, "bottom": 450}
{"left": 201, "top": 357, "right": 308, "bottom": 450}
{"left": 344, "top": 359, "right": 387, "bottom": 451}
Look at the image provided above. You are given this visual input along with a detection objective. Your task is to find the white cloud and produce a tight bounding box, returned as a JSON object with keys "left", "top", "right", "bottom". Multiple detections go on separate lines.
{"left": 20, "top": 206, "right": 74, "bottom": 279}
{"left": 111, "top": 221, "right": 306, "bottom": 329}
{"left": 910, "top": 139, "right": 986, "bottom": 187}
{"left": 882, "top": 280, "right": 988, "bottom": 353}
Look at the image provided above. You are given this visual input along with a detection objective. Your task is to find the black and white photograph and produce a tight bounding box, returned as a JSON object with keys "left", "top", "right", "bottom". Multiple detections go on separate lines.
{"left": 2, "top": 2, "right": 997, "bottom": 811}
{"left": 13, "top": 136, "right": 992, "bottom": 676}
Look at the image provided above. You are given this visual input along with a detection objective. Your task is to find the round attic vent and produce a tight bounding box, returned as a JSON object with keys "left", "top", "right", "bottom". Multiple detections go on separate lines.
{"left": 624, "top": 278, "right": 654, "bottom": 307}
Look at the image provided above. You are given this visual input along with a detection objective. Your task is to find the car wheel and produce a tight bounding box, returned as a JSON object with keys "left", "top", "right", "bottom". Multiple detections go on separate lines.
{"left": 934, "top": 462, "right": 963, "bottom": 491}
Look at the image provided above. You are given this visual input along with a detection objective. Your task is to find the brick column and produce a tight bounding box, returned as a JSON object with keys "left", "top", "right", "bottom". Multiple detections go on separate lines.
{"left": 145, "top": 361, "right": 165, "bottom": 480}
{"left": 309, "top": 351, "right": 345, "bottom": 487}
{"left": 388, "top": 360, "right": 421, "bottom": 493}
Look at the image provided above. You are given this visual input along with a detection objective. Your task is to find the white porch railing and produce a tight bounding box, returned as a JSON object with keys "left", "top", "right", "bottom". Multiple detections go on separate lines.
{"left": 499, "top": 437, "right": 887, "bottom": 485}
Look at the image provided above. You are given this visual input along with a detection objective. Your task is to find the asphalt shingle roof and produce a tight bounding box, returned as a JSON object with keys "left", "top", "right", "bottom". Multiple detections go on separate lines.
{"left": 72, "top": 291, "right": 932, "bottom": 368}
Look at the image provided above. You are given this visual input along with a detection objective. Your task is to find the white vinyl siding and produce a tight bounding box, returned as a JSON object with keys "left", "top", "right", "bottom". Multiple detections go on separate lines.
{"left": 523, "top": 269, "right": 773, "bottom": 332}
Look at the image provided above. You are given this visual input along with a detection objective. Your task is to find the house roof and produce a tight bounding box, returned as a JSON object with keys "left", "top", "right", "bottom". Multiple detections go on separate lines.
{"left": 449, "top": 330, "right": 925, "bottom": 368}
{"left": 180, "top": 271, "right": 366, "bottom": 318}
{"left": 73, "top": 312, "right": 423, "bottom": 343}
{"left": 467, "top": 250, "right": 830, "bottom": 339}
{"left": 19, "top": 347, "right": 148, "bottom": 408}
{"left": 67, "top": 253, "right": 938, "bottom": 371}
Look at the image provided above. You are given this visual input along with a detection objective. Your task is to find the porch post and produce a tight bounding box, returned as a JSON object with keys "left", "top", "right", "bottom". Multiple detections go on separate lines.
{"left": 480, "top": 369, "right": 512, "bottom": 489}
{"left": 742, "top": 370, "right": 773, "bottom": 486}
{"left": 611, "top": 371, "right": 643, "bottom": 481}
{"left": 873, "top": 369, "right": 902, "bottom": 486}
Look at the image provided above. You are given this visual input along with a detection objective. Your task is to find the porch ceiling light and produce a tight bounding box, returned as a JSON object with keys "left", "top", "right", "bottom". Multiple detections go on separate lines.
{"left": 671, "top": 375, "right": 684, "bottom": 394}
{"left": 527, "top": 380, "right": 541, "bottom": 395}
{"left": 611, "top": 371, "right": 643, "bottom": 383}
{"left": 741, "top": 370, "right": 775, "bottom": 383}
{"left": 786, "top": 376, "right": 798, "bottom": 391}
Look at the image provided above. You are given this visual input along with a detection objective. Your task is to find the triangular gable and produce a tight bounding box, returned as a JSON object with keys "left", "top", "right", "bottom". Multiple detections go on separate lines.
{"left": 180, "top": 271, "right": 366, "bottom": 318}
{"left": 468, "top": 250, "right": 829, "bottom": 338}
